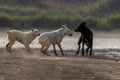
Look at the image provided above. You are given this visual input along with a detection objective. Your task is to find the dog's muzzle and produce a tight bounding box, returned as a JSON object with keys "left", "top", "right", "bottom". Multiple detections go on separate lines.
{"left": 37, "top": 34, "right": 40, "bottom": 36}
{"left": 75, "top": 29, "right": 79, "bottom": 32}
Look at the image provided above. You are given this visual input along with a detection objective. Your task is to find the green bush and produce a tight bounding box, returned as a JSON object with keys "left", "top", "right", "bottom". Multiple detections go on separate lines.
{"left": 0, "top": 14, "right": 119, "bottom": 30}
{"left": 86, "top": 16, "right": 98, "bottom": 29}
{"left": 0, "top": 0, "right": 119, "bottom": 30}
{"left": 97, "top": 17, "right": 111, "bottom": 30}
{"left": 0, "top": 15, "right": 12, "bottom": 27}
{"left": 108, "top": 14, "right": 120, "bottom": 28}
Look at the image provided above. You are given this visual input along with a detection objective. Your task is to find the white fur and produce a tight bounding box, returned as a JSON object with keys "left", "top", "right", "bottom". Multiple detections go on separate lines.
{"left": 39, "top": 25, "right": 73, "bottom": 55}
{"left": 6, "top": 28, "right": 40, "bottom": 53}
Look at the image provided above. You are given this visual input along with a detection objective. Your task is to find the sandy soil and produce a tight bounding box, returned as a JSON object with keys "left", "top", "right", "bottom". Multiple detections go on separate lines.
{"left": 0, "top": 30, "right": 120, "bottom": 80}
{"left": 0, "top": 48, "right": 120, "bottom": 80}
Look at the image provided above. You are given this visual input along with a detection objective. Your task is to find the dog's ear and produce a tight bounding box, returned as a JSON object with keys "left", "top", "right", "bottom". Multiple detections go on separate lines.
{"left": 62, "top": 24, "right": 66, "bottom": 28}
{"left": 82, "top": 21, "right": 86, "bottom": 25}
{"left": 6, "top": 28, "right": 10, "bottom": 34}
{"left": 31, "top": 28, "right": 34, "bottom": 31}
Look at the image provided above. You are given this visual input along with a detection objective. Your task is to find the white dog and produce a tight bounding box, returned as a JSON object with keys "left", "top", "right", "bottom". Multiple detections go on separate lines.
{"left": 6, "top": 28, "right": 40, "bottom": 53}
{"left": 39, "top": 25, "right": 73, "bottom": 55}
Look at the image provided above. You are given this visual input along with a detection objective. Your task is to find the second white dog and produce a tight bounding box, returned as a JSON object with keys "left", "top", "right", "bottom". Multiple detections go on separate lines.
{"left": 39, "top": 25, "right": 73, "bottom": 55}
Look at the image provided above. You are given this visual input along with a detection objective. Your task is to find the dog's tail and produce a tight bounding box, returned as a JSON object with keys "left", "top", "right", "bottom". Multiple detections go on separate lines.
{"left": 7, "top": 28, "right": 10, "bottom": 34}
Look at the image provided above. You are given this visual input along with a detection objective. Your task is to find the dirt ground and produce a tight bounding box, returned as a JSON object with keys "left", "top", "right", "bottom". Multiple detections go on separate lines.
{"left": 0, "top": 30, "right": 120, "bottom": 80}
{"left": 0, "top": 48, "right": 119, "bottom": 80}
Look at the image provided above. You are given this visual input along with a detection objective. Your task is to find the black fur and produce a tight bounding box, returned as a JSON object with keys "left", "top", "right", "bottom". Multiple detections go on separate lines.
{"left": 75, "top": 21, "right": 93, "bottom": 56}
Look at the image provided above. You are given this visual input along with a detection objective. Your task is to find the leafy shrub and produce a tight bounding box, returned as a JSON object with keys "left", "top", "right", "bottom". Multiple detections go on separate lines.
{"left": 108, "top": 14, "right": 120, "bottom": 28}
{"left": 0, "top": 15, "right": 12, "bottom": 27}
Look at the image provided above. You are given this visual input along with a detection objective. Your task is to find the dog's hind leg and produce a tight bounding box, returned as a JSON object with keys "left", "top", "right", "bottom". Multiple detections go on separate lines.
{"left": 90, "top": 44, "right": 93, "bottom": 56}
{"left": 76, "top": 45, "right": 80, "bottom": 55}
{"left": 6, "top": 42, "right": 10, "bottom": 52}
{"left": 8, "top": 42, "right": 15, "bottom": 53}
{"left": 40, "top": 46, "right": 44, "bottom": 53}
{"left": 86, "top": 47, "right": 89, "bottom": 55}
{"left": 44, "top": 45, "right": 50, "bottom": 55}
{"left": 89, "top": 35, "right": 93, "bottom": 56}
{"left": 85, "top": 41, "right": 89, "bottom": 55}
{"left": 90, "top": 48, "right": 92, "bottom": 56}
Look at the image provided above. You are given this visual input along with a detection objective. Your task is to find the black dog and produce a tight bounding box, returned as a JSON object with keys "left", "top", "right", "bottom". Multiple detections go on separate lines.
{"left": 75, "top": 21, "right": 93, "bottom": 56}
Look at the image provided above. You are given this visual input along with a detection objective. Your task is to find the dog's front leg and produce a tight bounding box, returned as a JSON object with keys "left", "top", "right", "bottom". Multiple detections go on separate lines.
{"left": 57, "top": 43, "right": 64, "bottom": 56}
{"left": 76, "top": 36, "right": 82, "bottom": 55}
{"left": 25, "top": 45, "right": 31, "bottom": 53}
{"left": 82, "top": 39, "right": 85, "bottom": 56}
{"left": 53, "top": 44, "right": 58, "bottom": 56}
